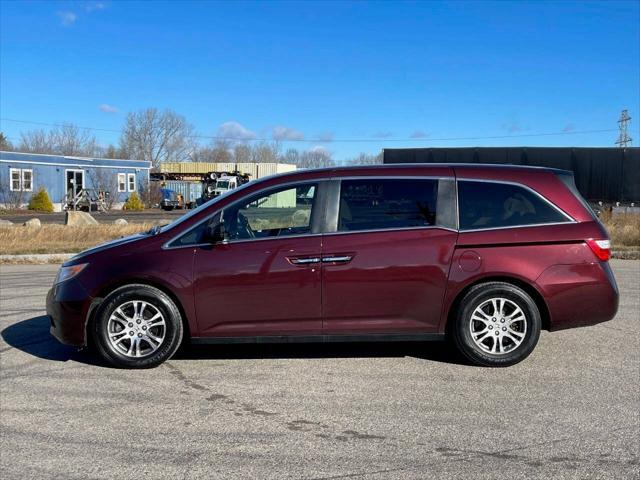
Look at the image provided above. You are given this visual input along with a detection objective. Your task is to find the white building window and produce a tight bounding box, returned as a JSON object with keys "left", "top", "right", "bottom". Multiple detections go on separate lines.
{"left": 9, "top": 168, "right": 33, "bottom": 191}
{"left": 127, "top": 173, "right": 136, "bottom": 192}
{"left": 22, "top": 170, "right": 33, "bottom": 191}
{"left": 117, "top": 173, "right": 126, "bottom": 192}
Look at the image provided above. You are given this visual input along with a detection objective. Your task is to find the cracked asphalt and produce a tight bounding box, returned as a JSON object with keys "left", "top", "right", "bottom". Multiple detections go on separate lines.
{"left": 1, "top": 261, "right": 638, "bottom": 479}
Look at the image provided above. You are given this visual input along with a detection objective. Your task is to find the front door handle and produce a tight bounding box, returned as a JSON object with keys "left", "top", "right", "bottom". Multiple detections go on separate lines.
{"left": 322, "top": 255, "right": 353, "bottom": 263}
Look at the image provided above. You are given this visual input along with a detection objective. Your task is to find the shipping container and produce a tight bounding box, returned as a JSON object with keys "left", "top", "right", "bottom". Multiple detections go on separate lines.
{"left": 163, "top": 180, "right": 203, "bottom": 206}
{"left": 159, "top": 162, "right": 296, "bottom": 179}
{"left": 257, "top": 163, "right": 297, "bottom": 177}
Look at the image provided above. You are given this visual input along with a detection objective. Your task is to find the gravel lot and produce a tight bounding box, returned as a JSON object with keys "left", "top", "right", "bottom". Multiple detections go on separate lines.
{"left": 1, "top": 261, "right": 638, "bottom": 479}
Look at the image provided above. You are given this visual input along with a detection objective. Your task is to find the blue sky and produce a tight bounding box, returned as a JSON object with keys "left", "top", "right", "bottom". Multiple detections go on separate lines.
{"left": 1, "top": 0, "right": 639, "bottom": 161}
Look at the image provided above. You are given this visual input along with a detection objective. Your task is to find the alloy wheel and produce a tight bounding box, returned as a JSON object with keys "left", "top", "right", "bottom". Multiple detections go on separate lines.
{"left": 107, "top": 300, "right": 166, "bottom": 358}
{"left": 468, "top": 297, "right": 527, "bottom": 355}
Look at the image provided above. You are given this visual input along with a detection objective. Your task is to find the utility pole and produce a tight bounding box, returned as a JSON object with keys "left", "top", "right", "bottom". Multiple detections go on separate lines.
{"left": 615, "top": 109, "right": 632, "bottom": 147}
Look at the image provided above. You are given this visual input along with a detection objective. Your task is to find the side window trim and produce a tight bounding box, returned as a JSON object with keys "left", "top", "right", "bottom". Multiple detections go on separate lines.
{"left": 456, "top": 178, "right": 576, "bottom": 232}
{"left": 164, "top": 179, "right": 329, "bottom": 249}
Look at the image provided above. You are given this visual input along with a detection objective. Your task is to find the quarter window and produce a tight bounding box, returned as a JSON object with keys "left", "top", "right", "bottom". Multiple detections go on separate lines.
{"left": 458, "top": 180, "right": 570, "bottom": 230}
{"left": 338, "top": 179, "right": 439, "bottom": 232}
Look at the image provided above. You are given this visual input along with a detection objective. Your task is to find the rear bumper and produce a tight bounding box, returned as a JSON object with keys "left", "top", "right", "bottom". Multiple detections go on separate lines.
{"left": 46, "top": 281, "right": 93, "bottom": 347}
{"left": 536, "top": 261, "right": 619, "bottom": 331}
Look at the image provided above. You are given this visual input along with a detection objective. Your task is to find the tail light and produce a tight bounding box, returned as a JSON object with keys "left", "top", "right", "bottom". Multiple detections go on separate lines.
{"left": 586, "top": 239, "right": 611, "bottom": 261}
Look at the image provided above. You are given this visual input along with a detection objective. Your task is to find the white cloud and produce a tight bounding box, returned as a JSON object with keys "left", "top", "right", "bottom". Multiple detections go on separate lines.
{"left": 99, "top": 103, "right": 118, "bottom": 113}
{"left": 272, "top": 126, "right": 304, "bottom": 141}
{"left": 86, "top": 2, "right": 106, "bottom": 12}
{"left": 217, "top": 121, "right": 256, "bottom": 141}
{"left": 410, "top": 130, "right": 429, "bottom": 138}
{"left": 372, "top": 131, "right": 393, "bottom": 138}
{"left": 316, "top": 131, "right": 334, "bottom": 142}
{"left": 58, "top": 11, "right": 77, "bottom": 26}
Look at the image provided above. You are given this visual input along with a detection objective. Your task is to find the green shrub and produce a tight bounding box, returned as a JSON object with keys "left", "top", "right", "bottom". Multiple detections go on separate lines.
{"left": 124, "top": 192, "right": 144, "bottom": 211}
{"left": 28, "top": 187, "right": 54, "bottom": 213}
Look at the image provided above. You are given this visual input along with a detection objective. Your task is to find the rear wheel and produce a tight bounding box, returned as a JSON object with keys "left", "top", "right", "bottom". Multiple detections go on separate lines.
{"left": 452, "top": 282, "right": 541, "bottom": 367}
{"left": 92, "top": 285, "right": 183, "bottom": 368}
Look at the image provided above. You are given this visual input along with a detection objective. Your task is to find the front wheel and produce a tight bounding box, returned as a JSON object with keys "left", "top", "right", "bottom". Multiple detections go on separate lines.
{"left": 452, "top": 282, "right": 541, "bottom": 367}
{"left": 92, "top": 285, "right": 184, "bottom": 368}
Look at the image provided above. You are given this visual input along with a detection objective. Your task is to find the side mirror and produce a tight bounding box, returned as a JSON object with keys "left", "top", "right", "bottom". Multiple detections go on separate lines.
{"left": 205, "top": 223, "right": 226, "bottom": 244}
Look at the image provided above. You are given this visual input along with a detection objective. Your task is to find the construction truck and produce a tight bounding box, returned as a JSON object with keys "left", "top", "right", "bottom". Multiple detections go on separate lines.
{"left": 201, "top": 171, "right": 251, "bottom": 202}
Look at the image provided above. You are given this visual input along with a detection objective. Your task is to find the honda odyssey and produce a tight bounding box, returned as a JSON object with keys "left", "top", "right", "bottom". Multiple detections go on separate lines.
{"left": 47, "top": 164, "right": 619, "bottom": 368}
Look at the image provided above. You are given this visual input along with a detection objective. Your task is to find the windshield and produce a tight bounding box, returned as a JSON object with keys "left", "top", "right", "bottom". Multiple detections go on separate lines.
{"left": 159, "top": 179, "right": 254, "bottom": 234}
{"left": 216, "top": 180, "right": 230, "bottom": 188}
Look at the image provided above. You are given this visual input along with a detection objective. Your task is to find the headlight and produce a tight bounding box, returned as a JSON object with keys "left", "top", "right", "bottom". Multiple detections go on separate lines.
{"left": 55, "top": 263, "right": 88, "bottom": 284}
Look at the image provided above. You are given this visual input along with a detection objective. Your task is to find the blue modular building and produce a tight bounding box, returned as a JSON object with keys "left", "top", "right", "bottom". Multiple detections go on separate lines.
{"left": 0, "top": 151, "right": 152, "bottom": 211}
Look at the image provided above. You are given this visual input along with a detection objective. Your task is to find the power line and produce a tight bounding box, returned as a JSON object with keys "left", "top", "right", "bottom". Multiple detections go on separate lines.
{"left": 615, "top": 109, "right": 632, "bottom": 147}
{"left": 0, "top": 117, "right": 618, "bottom": 144}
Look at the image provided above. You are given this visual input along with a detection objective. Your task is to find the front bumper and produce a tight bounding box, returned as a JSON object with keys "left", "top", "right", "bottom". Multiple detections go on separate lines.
{"left": 536, "top": 261, "right": 619, "bottom": 331}
{"left": 46, "top": 280, "right": 93, "bottom": 347}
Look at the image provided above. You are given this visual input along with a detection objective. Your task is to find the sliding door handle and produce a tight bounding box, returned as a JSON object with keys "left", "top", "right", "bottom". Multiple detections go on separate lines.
{"left": 322, "top": 255, "right": 353, "bottom": 263}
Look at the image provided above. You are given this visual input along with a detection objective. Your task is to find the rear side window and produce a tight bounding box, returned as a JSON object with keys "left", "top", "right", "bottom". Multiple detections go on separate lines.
{"left": 458, "top": 180, "right": 570, "bottom": 230}
{"left": 556, "top": 171, "right": 598, "bottom": 220}
{"left": 338, "top": 179, "right": 439, "bottom": 231}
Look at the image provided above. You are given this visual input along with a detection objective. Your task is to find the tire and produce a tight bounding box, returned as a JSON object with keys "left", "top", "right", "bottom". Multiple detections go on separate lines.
{"left": 452, "top": 282, "right": 541, "bottom": 367}
{"left": 91, "top": 284, "right": 184, "bottom": 368}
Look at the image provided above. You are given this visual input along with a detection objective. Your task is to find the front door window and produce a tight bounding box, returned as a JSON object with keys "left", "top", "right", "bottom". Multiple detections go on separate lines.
{"left": 223, "top": 183, "right": 317, "bottom": 241}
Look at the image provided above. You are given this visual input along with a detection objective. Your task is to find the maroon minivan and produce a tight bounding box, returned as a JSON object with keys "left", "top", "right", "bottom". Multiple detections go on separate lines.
{"left": 47, "top": 164, "right": 619, "bottom": 368}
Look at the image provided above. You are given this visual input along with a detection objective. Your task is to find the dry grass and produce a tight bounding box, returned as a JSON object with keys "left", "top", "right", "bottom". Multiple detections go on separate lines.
{"left": 600, "top": 212, "right": 640, "bottom": 247}
{"left": 0, "top": 223, "right": 155, "bottom": 255}
{"left": 0, "top": 213, "right": 638, "bottom": 257}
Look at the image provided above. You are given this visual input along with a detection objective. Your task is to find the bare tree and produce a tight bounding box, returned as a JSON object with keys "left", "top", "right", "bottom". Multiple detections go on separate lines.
{"left": 0, "top": 170, "right": 27, "bottom": 209}
{"left": 86, "top": 168, "right": 122, "bottom": 209}
{"left": 345, "top": 152, "right": 383, "bottom": 165}
{"left": 104, "top": 144, "right": 121, "bottom": 159}
{"left": 18, "top": 129, "right": 51, "bottom": 154}
{"left": 49, "top": 124, "right": 98, "bottom": 156}
{"left": 190, "top": 140, "right": 233, "bottom": 163}
{"left": 137, "top": 176, "right": 159, "bottom": 209}
{"left": 233, "top": 144, "right": 252, "bottom": 163}
{"left": 280, "top": 148, "right": 300, "bottom": 165}
{"left": 251, "top": 141, "right": 280, "bottom": 163}
{"left": 120, "top": 108, "right": 195, "bottom": 168}
{"left": 0, "top": 132, "right": 13, "bottom": 151}
{"left": 298, "top": 147, "right": 335, "bottom": 169}
{"left": 18, "top": 124, "right": 98, "bottom": 157}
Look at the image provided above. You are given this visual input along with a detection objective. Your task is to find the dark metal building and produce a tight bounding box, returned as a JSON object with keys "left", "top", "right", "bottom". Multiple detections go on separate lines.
{"left": 383, "top": 147, "right": 640, "bottom": 203}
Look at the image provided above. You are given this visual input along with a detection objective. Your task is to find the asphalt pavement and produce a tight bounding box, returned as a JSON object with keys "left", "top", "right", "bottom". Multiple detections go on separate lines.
{"left": 0, "top": 261, "right": 638, "bottom": 479}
